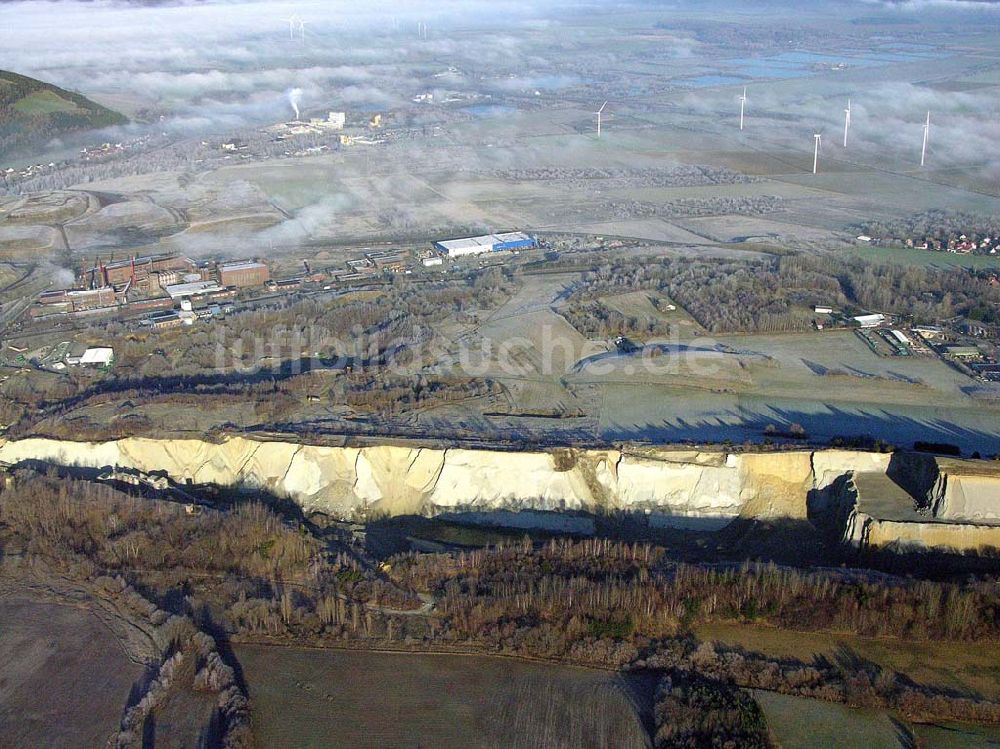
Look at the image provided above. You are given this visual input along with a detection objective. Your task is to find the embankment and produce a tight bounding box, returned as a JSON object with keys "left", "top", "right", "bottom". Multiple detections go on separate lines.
{"left": 0, "top": 436, "right": 997, "bottom": 553}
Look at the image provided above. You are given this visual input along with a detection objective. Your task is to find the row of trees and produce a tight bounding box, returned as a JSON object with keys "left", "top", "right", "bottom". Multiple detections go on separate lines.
{"left": 391, "top": 539, "right": 1000, "bottom": 643}
{"left": 654, "top": 673, "right": 772, "bottom": 749}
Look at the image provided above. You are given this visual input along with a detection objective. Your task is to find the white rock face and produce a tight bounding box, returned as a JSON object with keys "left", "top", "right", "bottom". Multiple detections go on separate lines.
{"left": 429, "top": 449, "right": 591, "bottom": 511}
{"left": 934, "top": 474, "right": 1000, "bottom": 523}
{"left": 0, "top": 436, "right": 998, "bottom": 553}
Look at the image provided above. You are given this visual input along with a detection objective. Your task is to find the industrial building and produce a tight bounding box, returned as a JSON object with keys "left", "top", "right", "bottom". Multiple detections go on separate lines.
{"left": 434, "top": 231, "right": 536, "bottom": 258}
{"left": 164, "top": 281, "right": 224, "bottom": 299}
{"left": 853, "top": 313, "right": 886, "bottom": 329}
{"left": 945, "top": 345, "right": 982, "bottom": 360}
{"left": 38, "top": 286, "right": 118, "bottom": 312}
{"left": 81, "top": 253, "right": 195, "bottom": 288}
{"left": 218, "top": 260, "right": 270, "bottom": 288}
{"left": 144, "top": 310, "right": 183, "bottom": 329}
{"left": 366, "top": 250, "right": 408, "bottom": 272}
{"left": 79, "top": 347, "right": 114, "bottom": 367}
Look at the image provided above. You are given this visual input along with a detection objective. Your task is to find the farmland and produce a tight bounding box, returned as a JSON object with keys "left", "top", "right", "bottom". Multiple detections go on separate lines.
{"left": 236, "top": 646, "right": 654, "bottom": 749}
{"left": 0, "top": 597, "right": 143, "bottom": 749}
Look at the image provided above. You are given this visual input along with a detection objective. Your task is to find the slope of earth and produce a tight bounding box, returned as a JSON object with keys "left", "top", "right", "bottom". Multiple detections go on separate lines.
{"left": 0, "top": 70, "right": 126, "bottom": 160}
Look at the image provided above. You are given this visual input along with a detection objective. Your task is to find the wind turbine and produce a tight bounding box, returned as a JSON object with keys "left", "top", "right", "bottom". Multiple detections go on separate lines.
{"left": 739, "top": 87, "right": 747, "bottom": 131}
{"left": 297, "top": 19, "right": 307, "bottom": 43}
{"left": 595, "top": 101, "right": 608, "bottom": 138}
{"left": 920, "top": 111, "right": 930, "bottom": 167}
{"left": 813, "top": 133, "right": 822, "bottom": 174}
{"left": 843, "top": 99, "right": 851, "bottom": 148}
{"left": 285, "top": 14, "right": 301, "bottom": 40}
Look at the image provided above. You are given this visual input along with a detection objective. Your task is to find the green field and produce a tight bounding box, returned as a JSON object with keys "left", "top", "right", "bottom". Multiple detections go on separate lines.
{"left": 697, "top": 622, "right": 1000, "bottom": 702}
{"left": 754, "top": 690, "right": 900, "bottom": 749}
{"left": 755, "top": 690, "right": 1000, "bottom": 749}
{"left": 850, "top": 244, "right": 1000, "bottom": 269}
{"left": 12, "top": 90, "right": 81, "bottom": 116}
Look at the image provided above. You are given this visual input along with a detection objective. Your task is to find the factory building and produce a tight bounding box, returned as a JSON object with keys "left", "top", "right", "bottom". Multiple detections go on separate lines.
{"left": 218, "top": 261, "right": 270, "bottom": 288}
{"left": 81, "top": 253, "right": 195, "bottom": 288}
{"left": 38, "top": 286, "right": 118, "bottom": 311}
{"left": 366, "top": 250, "right": 408, "bottom": 272}
{"left": 434, "top": 231, "right": 537, "bottom": 258}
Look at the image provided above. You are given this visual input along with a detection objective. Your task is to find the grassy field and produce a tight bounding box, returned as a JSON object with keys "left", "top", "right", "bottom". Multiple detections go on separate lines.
{"left": 753, "top": 690, "right": 902, "bottom": 749}
{"left": 696, "top": 622, "right": 1000, "bottom": 702}
{"left": 12, "top": 90, "right": 82, "bottom": 116}
{"left": 0, "top": 597, "right": 142, "bottom": 749}
{"left": 912, "top": 721, "right": 1000, "bottom": 748}
{"left": 236, "top": 646, "right": 653, "bottom": 749}
{"left": 850, "top": 244, "right": 1000, "bottom": 269}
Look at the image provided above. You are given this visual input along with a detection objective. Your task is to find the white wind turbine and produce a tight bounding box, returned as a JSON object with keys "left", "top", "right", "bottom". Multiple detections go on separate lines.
{"left": 921, "top": 111, "right": 931, "bottom": 167}
{"left": 813, "top": 133, "right": 822, "bottom": 174}
{"left": 843, "top": 99, "right": 852, "bottom": 148}
{"left": 739, "top": 87, "right": 747, "bottom": 131}
{"left": 285, "top": 14, "right": 301, "bottom": 40}
{"left": 596, "top": 101, "right": 608, "bottom": 138}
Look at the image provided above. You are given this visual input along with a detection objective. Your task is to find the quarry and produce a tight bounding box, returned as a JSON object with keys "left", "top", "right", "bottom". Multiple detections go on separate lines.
{"left": 2, "top": 434, "right": 997, "bottom": 554}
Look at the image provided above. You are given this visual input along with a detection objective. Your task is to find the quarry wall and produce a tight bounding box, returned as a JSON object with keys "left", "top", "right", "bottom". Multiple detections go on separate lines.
{"left": 1, "top": 436, "right": 998, "bottom": 553}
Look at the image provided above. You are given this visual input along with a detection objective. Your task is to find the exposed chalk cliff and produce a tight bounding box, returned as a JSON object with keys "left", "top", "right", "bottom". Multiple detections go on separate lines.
{"left": 930, "top": 459, "right": 1000, "bottom": 524}
{"left": 1, "top": 436, "right": 998, "bottom": 553}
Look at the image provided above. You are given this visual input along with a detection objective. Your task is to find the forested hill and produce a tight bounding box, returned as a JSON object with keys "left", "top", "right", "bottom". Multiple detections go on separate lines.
{"left": 0, "top": 70, "right": 127, "bottom": 160}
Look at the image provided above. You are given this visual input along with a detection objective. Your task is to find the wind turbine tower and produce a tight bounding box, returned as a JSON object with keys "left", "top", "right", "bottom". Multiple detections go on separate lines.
{"left": 921, "top": 111, "right": 930, "bottom": 167}
{"left": 739, "top": 87, "right": 747, "bottom": 131}
{"left": 813, "top": 133, "right": 822, "bottom": 174}
{"left": 285, "top": 14, "right": 305, "bottom": 41}
{"left": 843, "top": 99, "right": 851, "bottom": 148}
{"left": 595, "top": 101, "right": 608, "bottom": 138}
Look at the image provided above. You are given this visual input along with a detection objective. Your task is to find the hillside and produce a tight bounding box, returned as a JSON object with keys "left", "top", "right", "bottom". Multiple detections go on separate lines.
{"left": 0, "top": 70, "right": 126, "bottom": 160}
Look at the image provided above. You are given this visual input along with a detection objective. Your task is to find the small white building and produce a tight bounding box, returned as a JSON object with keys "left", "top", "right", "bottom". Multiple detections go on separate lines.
{"left": 813, "top": 305, "right": 834, "bottom": 314}
{"left": 853, "top": 313, "right": 886, "bottom": 328}
{"left": 422, "top": 256, "right": 444, "bottom": 267}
